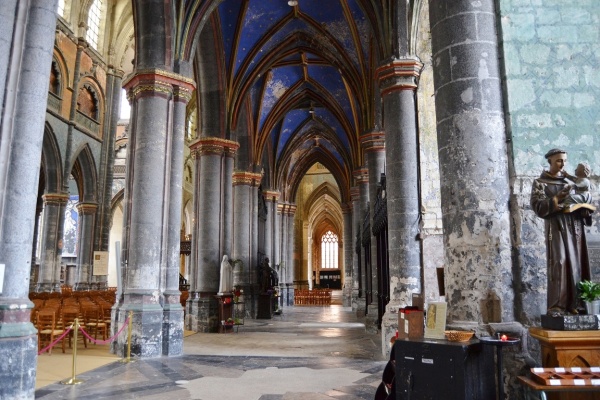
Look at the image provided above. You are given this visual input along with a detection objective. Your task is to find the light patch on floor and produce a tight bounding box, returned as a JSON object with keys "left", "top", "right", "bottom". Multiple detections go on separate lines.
{"left": 299, "top": 322, "right": 365, "bottom": 328}
{"left": 183, "top": 366, "right": 368, "bottom": 400}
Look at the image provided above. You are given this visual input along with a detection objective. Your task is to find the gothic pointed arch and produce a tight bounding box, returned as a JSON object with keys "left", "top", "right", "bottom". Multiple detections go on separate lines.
{"left": 70, "top": 144, "right": 98, "bottom": 203}
{"left": 41, "top": 123, "right": 64, "bottom": 194}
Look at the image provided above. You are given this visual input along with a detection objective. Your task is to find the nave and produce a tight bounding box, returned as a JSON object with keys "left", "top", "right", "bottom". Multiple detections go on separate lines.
{"left": 35, "top": 294, "right": 387, "bottom": 400}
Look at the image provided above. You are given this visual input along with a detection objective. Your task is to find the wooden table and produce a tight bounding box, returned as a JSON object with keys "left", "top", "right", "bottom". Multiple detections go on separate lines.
{"left": 518, "top": 376, "right": 600, "bottom": 400}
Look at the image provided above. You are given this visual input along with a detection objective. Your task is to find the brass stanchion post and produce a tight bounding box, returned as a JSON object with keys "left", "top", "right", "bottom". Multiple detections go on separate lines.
{"left": 120, "top": 310, "right": 135, "bottom": 363}
{"left": 61, "top": 319, "right": 84, "bottom": 385}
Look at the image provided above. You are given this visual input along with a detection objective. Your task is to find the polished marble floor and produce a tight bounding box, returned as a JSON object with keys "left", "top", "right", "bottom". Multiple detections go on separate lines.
{"left": 35, "top": 297, "right": 387, "bottom": 400}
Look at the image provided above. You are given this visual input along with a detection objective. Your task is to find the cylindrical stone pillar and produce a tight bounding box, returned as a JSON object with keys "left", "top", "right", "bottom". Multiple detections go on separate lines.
{"left": 117, "top": 70, "right": 173, "bottom": 358}
{"left": 36, "top": 193, "right": 69, "bottom": 292}
{"left": 342, "top": 203, "right": 353, "bottom": 307}
{"left": 163, "top": 80, "right": 194, "bottom": 355}
{"left": 263, "top": 190, "right": 279, "bottom": 264}
{"left": 376, "top": 58, "right": 424, "bottom": 351}
{"left": 286, "top": 204, "right": 296, "bottom": 306}
{"left": 361, "top": 132, "right": 386, "bottom": 332}
{"left": 350, "top": 186, "right": 361, "bottom": 311}
{"left": 429, "top": 0, "right": 513, "bottom": 323}
{"left": 94, "top": 68, "right": 124, "bottom": 290}
{"left": 189, "top": 137, "right": 239, "bottom": 332}
{"left": 74, "top": 202, "right": 98, "bottom": 291}
{"left": 354, "top": 168, "right": 369, "bottom": 315}
{"left": 0, "top": 1, "right": 59, "bottom": 398}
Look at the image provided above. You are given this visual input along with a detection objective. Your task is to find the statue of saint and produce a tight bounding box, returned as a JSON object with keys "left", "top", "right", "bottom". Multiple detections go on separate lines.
{"left": 530, "top": 149, "right": 595, "bottom": 316}
{"left": 218, "top": 255, "right": 233, "bottom": 294}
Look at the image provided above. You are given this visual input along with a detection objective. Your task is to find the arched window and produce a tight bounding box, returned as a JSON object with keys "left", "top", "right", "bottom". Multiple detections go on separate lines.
{"left": 77, "top": 85, "right": 99, "bottom": 120}
{"left": 86, "top": 0, "right": 103, "bottom": 49}
{"left": 49, "top": 60, "right": 61, "bottom": 96}
{"left": 57, "top": 0, "right": 65, "bottom": 17}
{"left": 321, "top": 231, "right": 338, "bottom": 269}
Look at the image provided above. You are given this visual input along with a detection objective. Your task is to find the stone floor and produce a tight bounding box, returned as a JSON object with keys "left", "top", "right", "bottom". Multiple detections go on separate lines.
{"left": 35, "top": 298, "right": 388, "bottom": 400}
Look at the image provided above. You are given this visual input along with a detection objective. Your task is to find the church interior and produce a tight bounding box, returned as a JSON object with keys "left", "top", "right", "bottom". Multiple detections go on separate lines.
{"left": 1, "top": 0, "right": 599, "bottom": 399}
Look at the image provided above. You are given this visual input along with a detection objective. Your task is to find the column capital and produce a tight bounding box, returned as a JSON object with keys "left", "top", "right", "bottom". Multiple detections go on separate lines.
{"left": 190, "top": 137, "right": 240, "bottom": 157}
{"left": 232, "top": 171, "right": 263, "bottom": 186}
{"left": 350, "top": 186, "right": 360, "bottom": 201}
{"left": 353, "top": 168, "right": 369, "bottom": 185}
{"left": 42, "top": 193, "right": 69, "bottom": 206}
{"left": 263, "top": 190, "right": 280, "bottom": 202}
{"left": 277, "top": 203, "right": 286, "bottom": 214}
{"left": 360, "top": 131, "right": 385, "bottom": 153}
{"left": 341, "top": 202, "right": 353, "bottom": 214}
{"left": 123, "top": 68, "right": 196, "bottom": 102}
{"left": 287, "top": 204, "right": 297, "bottom": 216}
{"left": 76, "top": 202, "right": 98, "bottom": 215}
{"left": 376, "top": 57, "right": 423, "bottom": 95}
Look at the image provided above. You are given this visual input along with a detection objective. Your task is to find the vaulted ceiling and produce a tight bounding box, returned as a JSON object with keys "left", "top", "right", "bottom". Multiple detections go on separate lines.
{"left": 183, "top": 0, "right": 388, "bottom": 202}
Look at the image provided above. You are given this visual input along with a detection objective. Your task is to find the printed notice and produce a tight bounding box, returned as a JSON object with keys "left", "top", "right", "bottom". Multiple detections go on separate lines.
{"left": 93, "top": 251, "right": 109, "bottom": 276}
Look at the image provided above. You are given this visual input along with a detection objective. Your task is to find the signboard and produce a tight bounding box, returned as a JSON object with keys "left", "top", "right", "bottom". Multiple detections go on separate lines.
{"left": 93, "top": 251, "right": 109, "bottom": 276}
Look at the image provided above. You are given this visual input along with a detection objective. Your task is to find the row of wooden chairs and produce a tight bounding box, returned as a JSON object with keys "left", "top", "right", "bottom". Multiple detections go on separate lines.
{"left": 294, "top": 289, "right": 332, "bottom": 306}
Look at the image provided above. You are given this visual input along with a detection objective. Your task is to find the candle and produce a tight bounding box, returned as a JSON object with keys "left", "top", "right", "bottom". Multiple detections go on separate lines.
{"left": 501, "top": 334, "right": 508, "bottom": 341}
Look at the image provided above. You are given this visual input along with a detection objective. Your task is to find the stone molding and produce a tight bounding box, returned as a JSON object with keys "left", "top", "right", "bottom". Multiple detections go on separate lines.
{"left": 353, "top": 168, "right": 369, "bottom": 185}
{"left": 189, "top": 137, "right": 240, "bottom": 157}
{"left": 360, "top": 131, "right": 385, "bottom": 153}
{"left": 42, "top": 193, "right": 69, "bottom": 206}
{"left": 123, "top": 68, "right": 196, "bottom": 102}
{"left": 263, "top": 190, "right": 280, "bottom": 201}
{"left": 376, "top": 58, "right": 423, "bottom": 95}
{"left": 232, "top": 171, "right": 262, "bottom": 186}
{"left": 76, "top": 202, "right": 98, "bottom": 215}
{"left": 350, "top": 186, "right": 360, "bottom": 201}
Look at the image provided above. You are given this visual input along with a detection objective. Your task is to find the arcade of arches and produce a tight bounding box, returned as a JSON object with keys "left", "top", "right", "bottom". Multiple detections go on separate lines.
{"left": 1, "top": 1, "right": 599, "bottom": 399}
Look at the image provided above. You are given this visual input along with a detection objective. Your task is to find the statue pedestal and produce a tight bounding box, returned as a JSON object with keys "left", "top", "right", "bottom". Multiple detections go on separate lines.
{"left": 529, "top": 327, "right": 600, "bottom": 400}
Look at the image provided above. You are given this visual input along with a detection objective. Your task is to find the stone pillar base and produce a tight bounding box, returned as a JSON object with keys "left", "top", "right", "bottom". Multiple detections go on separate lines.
{"left": 365, "top": 304, "right": 379, "bottom": 334}
{"left": 0, "top": 332, "right": 37, "bottom": 400}
{"left": 342, "top": 285, "right": 352, "bottom": 307}
{"left": 380, "top": 309, "right": 400, "bottom": 357}
{"left": 73, "top": 282, "right": 90, "bottom": 291}
{"left": 162, "top": 291, "right": 183, "bottom": 356}
{"left": 184, "top": 293, "right": 218, "bottom": 333}
{"left": 35, "top": 282, "right": 56, "bottom": 292}
{"left": 115, "top": 291, "right": 163, "bottom": 358}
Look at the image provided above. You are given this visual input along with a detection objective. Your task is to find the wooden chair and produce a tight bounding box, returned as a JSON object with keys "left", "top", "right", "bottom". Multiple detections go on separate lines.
{"left": 37, "top": 309, "right": 65, "bottom": 355}
{"left": 82, "top": 307, "right": 107, "bottom": 341}
{"left": 61, "top": 306, "right": 86, "bottom": 349}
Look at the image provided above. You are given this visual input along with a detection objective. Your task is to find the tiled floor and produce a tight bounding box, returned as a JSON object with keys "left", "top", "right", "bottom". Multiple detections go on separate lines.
{"left": 35, "top": 300, "right": 387, "bottom": 400}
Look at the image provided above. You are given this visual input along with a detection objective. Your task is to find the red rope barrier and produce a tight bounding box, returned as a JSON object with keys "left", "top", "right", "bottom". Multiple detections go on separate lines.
{"left": 78, "top": 315, "right": 130, "bottom": 345}
{"left": 38, "top": 325, "right": 73, "bottom": 355}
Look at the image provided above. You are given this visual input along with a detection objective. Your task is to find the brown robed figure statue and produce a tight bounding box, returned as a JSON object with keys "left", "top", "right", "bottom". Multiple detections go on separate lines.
{"left": 530, "top": 148, "right": 596, "bottom": 316}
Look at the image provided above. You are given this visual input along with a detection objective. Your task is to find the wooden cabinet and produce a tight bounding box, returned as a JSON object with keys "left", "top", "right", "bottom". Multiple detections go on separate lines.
{"left": 529, "top": 327, "right": 600, "bottom": 400}
{"left": 216, "top": 294, "right": 234, "bottom": 333}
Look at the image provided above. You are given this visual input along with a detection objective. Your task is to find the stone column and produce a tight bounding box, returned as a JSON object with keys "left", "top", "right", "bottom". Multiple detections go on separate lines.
{"left": 342, "top": 203, "right": 353, "bottom": 307}
{"left": 188, "top": 138, "right": 239, "bottom": 332}
{"left": 116, "top": 70, "right": 176, "bottom": 358}
{"left": 263, "top": 190, "right": 280, "bottom": 263}
{"left": 74, "top": 202, "right": 98, "bottom": 290}
{"left": 230, "top": 172, "right": 262, "bottom": 320}
{"left": 222, "top": 149, "right": 235, "bottom": 258}
{"left": 429, "top": 0, "right": 513, "bottom": 324}
{"left": 361, "top": 132, "right": 386, "bottom": 332}
{"left": 350, "top": 186, "right": 360, "bottom": 311}
{"left": 286, "top": 204, "right": 297, "bottom": 306}
{"left": 163, "top": 80, "right": 194, "bottom": 355}
{"left": 354, "top": 168, "right": 369, "bottom": 316}
{"left": 36, "top": 193, "right": 68, "bottom": 292}
{"left": 94, "top": 68, "right": 124, "bottom": 289}
{"left": 376, "top": 58, "right": 424, "bottom": 350}
{"left": 0, "top": 1, "right": 58, "bottom": 398}
{"left": 275, "top": 202, "right": 283, "bottom": 307}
